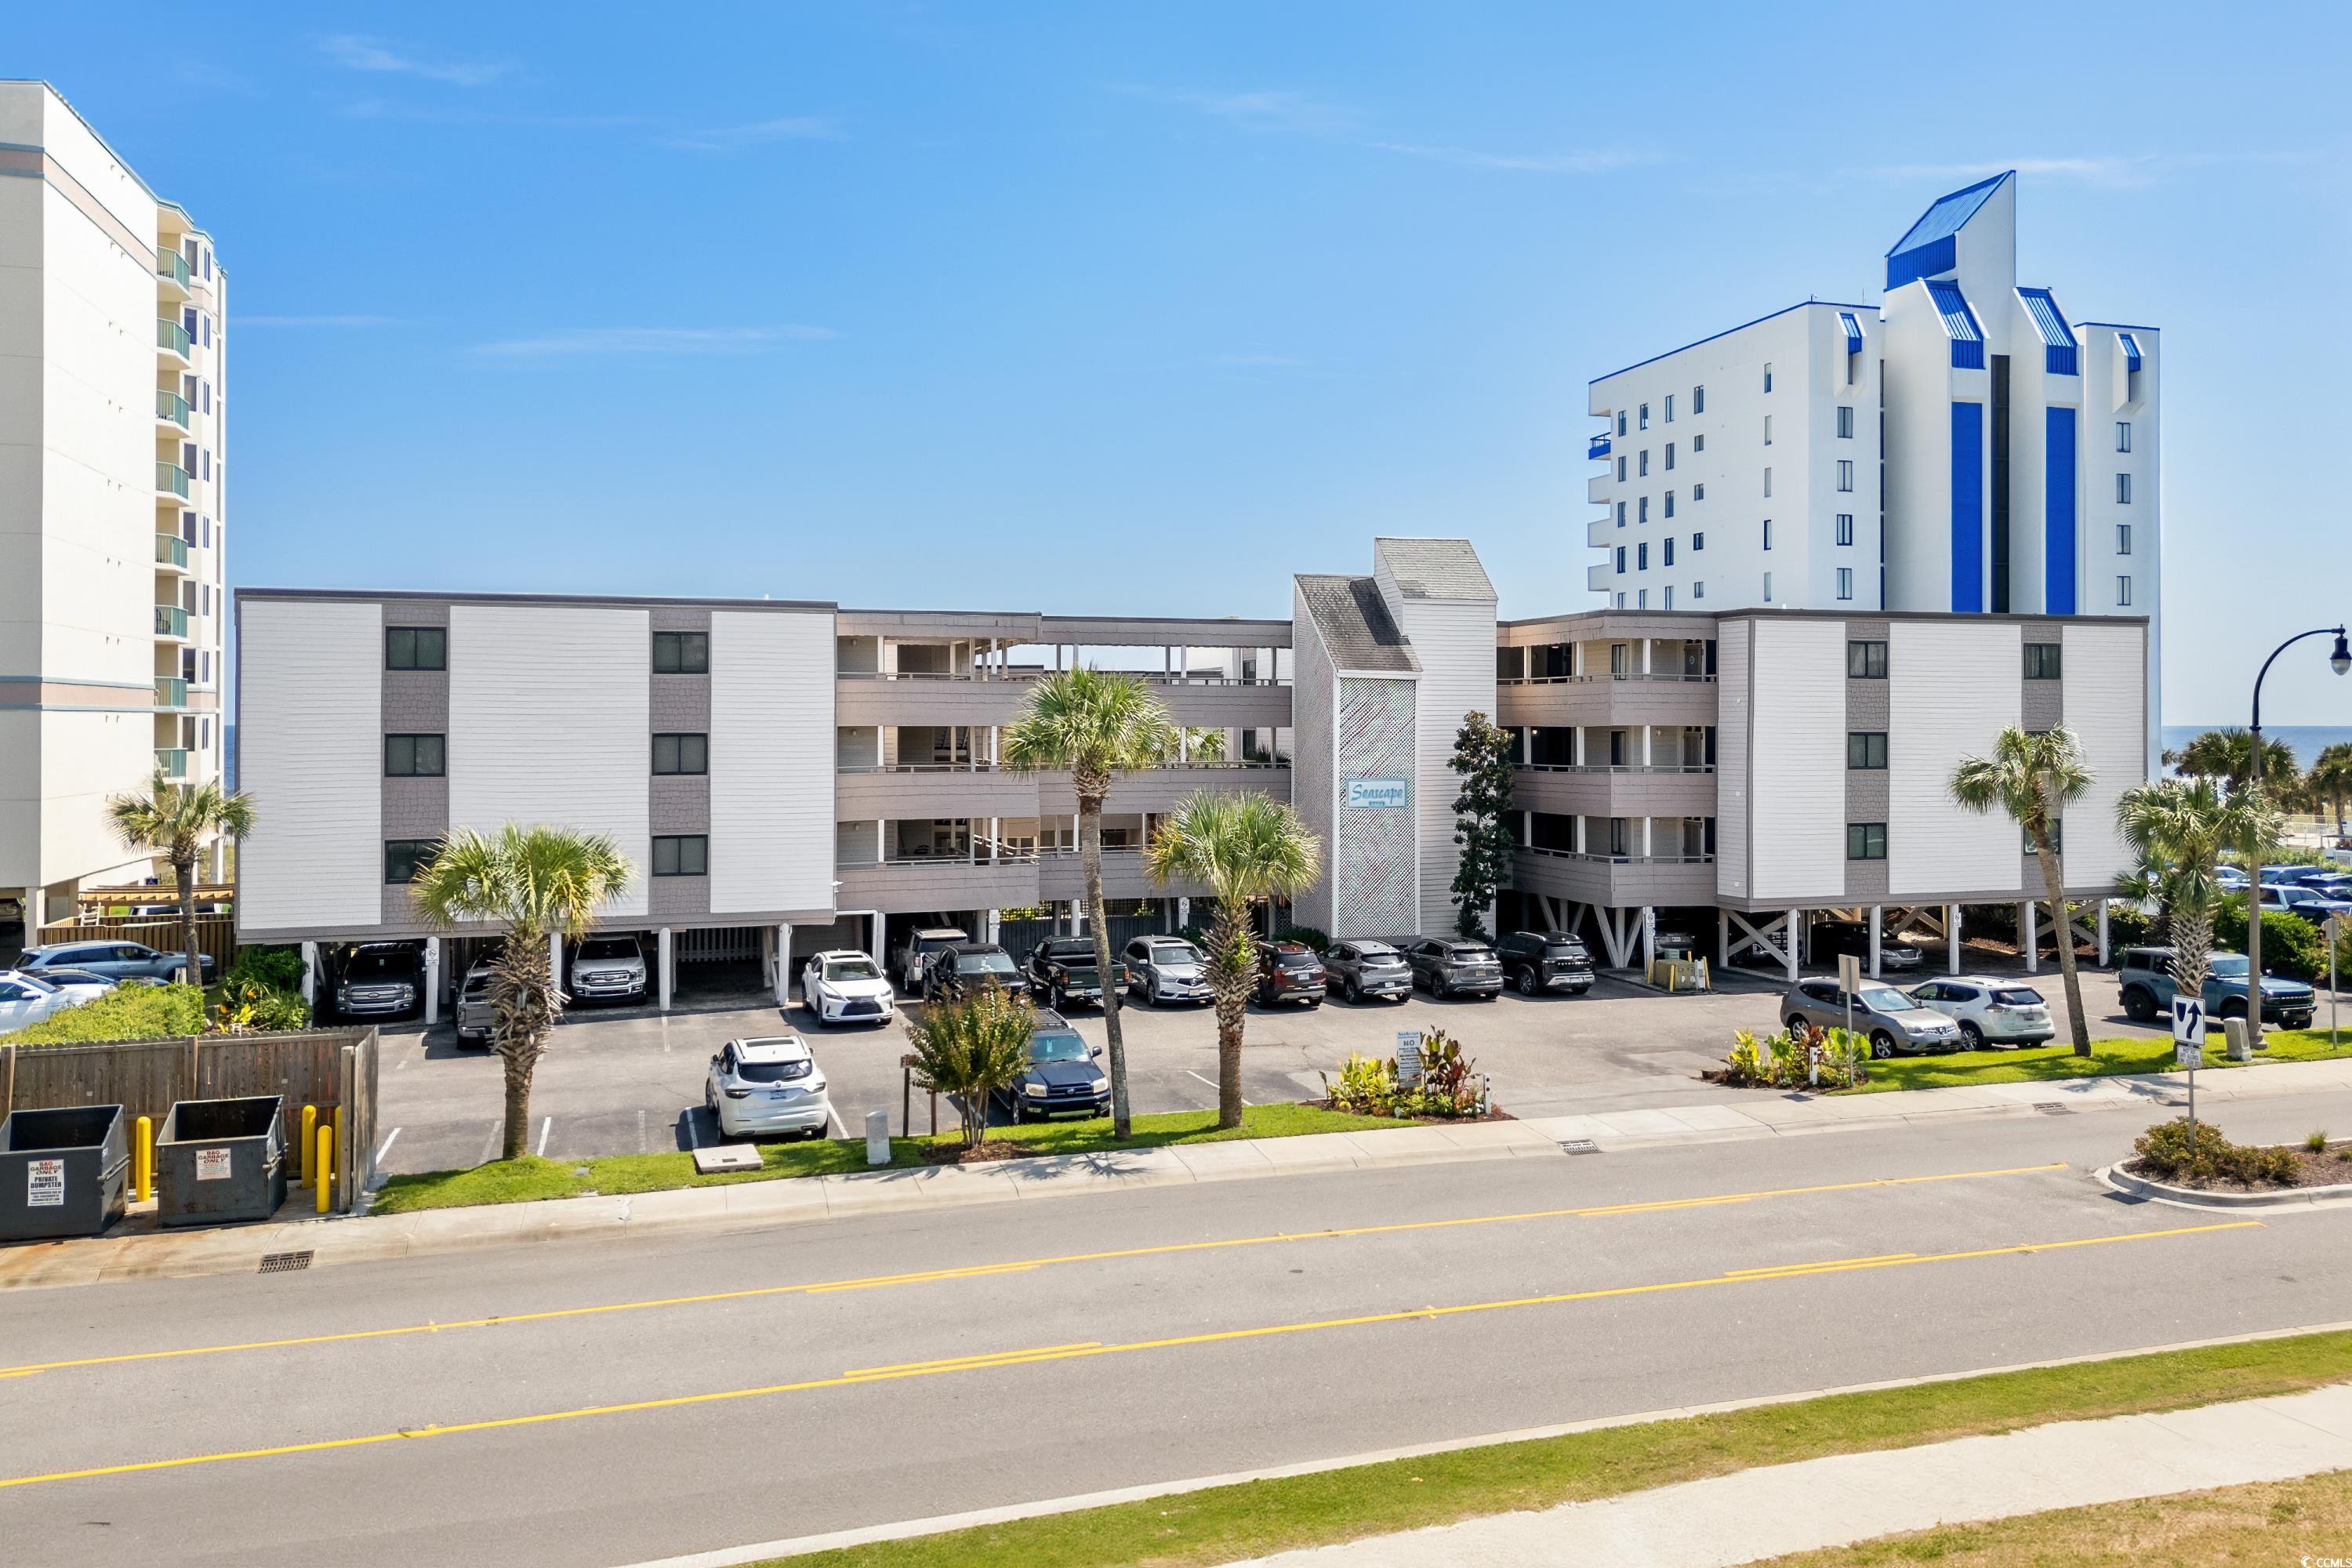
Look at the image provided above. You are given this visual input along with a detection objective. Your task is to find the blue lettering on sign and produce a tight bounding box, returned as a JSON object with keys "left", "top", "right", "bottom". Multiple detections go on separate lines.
{"left": 1345, "top": 779, "right": 1409, "bottom": 810}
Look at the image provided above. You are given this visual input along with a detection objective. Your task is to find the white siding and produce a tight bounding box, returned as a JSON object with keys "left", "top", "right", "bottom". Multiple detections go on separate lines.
{"left": 2060, "top": 622, "right": 2146, "bottom": 888}
{"left": 448, "top": 604, "right": 650, "bottom": 918}
{"left": 239, "top": 600, "right": 382, "bottom": 929}
{"left": 1386, "top": 597, "right": 1496, "bottom": 935}
{"left": 1714, "top": 622, "right": 1751, "bottom": 899}
{"left": 1745, "top": 618, "right": 1846, "bottom": 901}
{"left": 1887, "top": 620, "right": 2023, "bottom": 896}
{"left": 1288, "top": 583, "right": 1337, "bottom": 936}
{"left": 710, "top": 608, "right": 837, "bottom": 915}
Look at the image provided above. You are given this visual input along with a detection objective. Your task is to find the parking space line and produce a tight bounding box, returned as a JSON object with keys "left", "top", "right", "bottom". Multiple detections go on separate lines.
{"left": 372, "top": 1128, "right": 401, "bottom": 1167}
{"left": 1183, "top": 1069, "right": 1243, "bottom": 1105}
{"left": 536, "top": 1117, "right": 552, "bottom": 1157}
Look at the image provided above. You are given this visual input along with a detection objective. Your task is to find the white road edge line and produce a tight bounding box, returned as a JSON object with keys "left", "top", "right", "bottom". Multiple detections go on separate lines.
{"left": 372, "top": 1127, "right": 401, "bottom": 1166}
{"left": 537, "top": 1116, "right": 553, "bottom": 1156}
{"left": 608, "top": 1316, "right": 2352, "bottom": 1568}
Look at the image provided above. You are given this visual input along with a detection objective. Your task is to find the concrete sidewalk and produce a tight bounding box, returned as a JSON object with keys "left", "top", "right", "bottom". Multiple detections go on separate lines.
{"left": 4, "top": 1054, "right": 2347, "bottom": 1292}
{"left": 1236, "top": 1381, "right": 2352, "bottom": 1567}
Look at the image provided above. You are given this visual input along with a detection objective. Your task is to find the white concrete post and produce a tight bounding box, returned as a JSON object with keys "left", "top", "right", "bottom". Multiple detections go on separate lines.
{"left": 1177, "top": 896, "right": 1192, "bottom": 930}
{"left": 1868, "top": 907, "right": 1883, "bottom": 980}
{"left": 550, "top": 931, "right": 564, "bottom": 994}
{"left": 1786, "top": 909, "right": 1801, "bottom": 982}
{"left": 775, "top": 924, "right": 793, "bottom": 1005}
{"left": 985, "top": 909, "right": 1000, "bottom": 944}
{"left": 2020, "top": 902, "right": 2038, "bottom": 972}
{"left": 299, "top": 940, "right": 319, "bottom": 1006}
{"left": 423, "top": 938, "right": 442, "bottom": 1025}
{"left": 1640, "top": 907, "right": 1657, "bottom": 975}
{"left": 658, "top": 927, "right": 674, "bottom": 1012}
{"left": 1718, "top": 908, "right": 1730, "bottom": 967}
{"left": 2097, "top": 900, "right": 2111, "bottom": 967}
{"left": 1947, "top": 903, "right": 1963, "bottom": 975}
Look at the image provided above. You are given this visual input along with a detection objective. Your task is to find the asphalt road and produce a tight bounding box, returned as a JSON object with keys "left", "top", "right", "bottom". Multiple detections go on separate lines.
{"left": 5, "top": 1089, "right": 2350, "bottom": 1567}
{"left": 372, "top": 959, "right": 2226, "bottom": 1175}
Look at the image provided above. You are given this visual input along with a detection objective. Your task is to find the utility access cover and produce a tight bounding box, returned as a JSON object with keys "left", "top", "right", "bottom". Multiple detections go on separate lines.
{"left": 1558, "top": 1138, "right": 1600, "bottom": 1155}
{"left": 691, "top": 1145, "right": 764, "bottom": 1174}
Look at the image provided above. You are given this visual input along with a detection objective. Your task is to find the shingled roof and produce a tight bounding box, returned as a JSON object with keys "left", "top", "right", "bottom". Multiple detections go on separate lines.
{"left": 1296, "top": 575, "right": 1419, "bottom": 674}
{"left": 1374, "top": 537, "right": 1495, "bottom": 601}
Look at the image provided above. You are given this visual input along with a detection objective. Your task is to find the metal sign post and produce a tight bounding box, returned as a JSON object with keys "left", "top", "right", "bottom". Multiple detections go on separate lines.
{"left": 2172, "top": 994, "right": 2206, "bottom": 1135}
{"left": 2330, "top": 913, "right": 2343, "bottom": 1047}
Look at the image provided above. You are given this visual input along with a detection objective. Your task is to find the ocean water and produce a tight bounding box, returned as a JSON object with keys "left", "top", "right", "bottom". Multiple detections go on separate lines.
{"left": 2161, "top": 725, "right": 2352, "bottom": 769}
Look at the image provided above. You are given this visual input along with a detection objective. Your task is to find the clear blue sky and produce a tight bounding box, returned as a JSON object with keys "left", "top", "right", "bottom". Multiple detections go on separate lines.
{"left": 20, "top": 2, "right": 2352, "bottom": 722}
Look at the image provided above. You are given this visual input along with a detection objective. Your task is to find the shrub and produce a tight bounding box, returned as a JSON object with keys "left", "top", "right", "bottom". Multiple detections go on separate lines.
{"left": 1323, "top": 1052, "right": 1395, "bottom": 1115}
{"left": 3, "top": 982, "right": 207, "bottom": 1045}
{"left": 1717, "top": 1024, "right": 1865, "bottom": 1090}
{"left": 2310, "top": 1130, "right": 2332, "bottom": 1154}
{"left": 2214, "top": 898, "right": 2325, "bottom": 981}
{"left": 1320, "top": 1031, "right": 1488, "bottom": 1118}
{"left": 902, "top": 982, "right": 1033, "bottom": 1149}
{"left": 2105, "top": 904, "right": 2161, "bottom": 949}
{"left": 1276, "top": 925, "right": 1330, "bottom": 954}
{"left": 225, "top": 944, "right": 305, "bottom": 991}
{"left": 206, "top": 978, "right": 312, "bottom": 1034}
{"left": 2133, "top": 1119, "right": 2298, "bottom": 1185}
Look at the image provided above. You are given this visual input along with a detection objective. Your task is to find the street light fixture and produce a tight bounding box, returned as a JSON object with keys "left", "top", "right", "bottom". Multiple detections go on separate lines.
{"left": 2244, "top": 624, "right": 2352, "bottom": 1042}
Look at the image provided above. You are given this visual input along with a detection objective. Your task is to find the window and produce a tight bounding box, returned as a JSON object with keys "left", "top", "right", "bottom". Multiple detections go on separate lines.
{"left": 1664, "top": 441, "right": 1675, "bottom": 470}
{"left": 1617, "top": 412, "right": 1627, "bottom": 437}
{"left": 1663, "top": 538, "right": 1676, "bottom": 566}
{"left": 652, "top": 630, "right": 710, "bottom": 673}
{"left": 1636, "top": 589, "right": 1649, "bottom": 608}
{"left": 1837, "top": 405, "right": 1854, "bottom": 438}
{"left": 2115, "top": 473, "right": 2132, "bottom": 504}
{"left": 1762, "top": 518, "right": 1773, "bottom": 550}
{"left": 201, "top": 379, "right": 212, "bottom": 413}
{"left": 2026, "top": 821, "right": 2063, "bottom": 855}
{"left": 1762, "top": 415, "right": 1773, "bottom": 446}
{"left": 1664, "top": 491, "right": 1675, "bottom": 519}
{"left": 386, "top": 626, "right": 446, "bottom": 670}
{"left": 1693, "top": 433, "right": 1704, "bottom": 454}
{"left": 2117, "top": 523, "right": 2132, "bottom": 555}
{"left": 1836, "top": 567, "right": 1854, "bottom": 601}
{"left": 1615, "top": 593, "right": 1627, "bottom": 608}
{"left": 2115, "top": 421, "right": 2131, "bottom": 452}
{"left": 1762, "top": 364, "right": 1773, "bottom": 393}
{"left": 1663, "top": 586, "right": 1674, "bottom": 609}
{"left": 1693, "top": 580, "right": 1706, "bottom": 600}
{"left": 652, "top": 732, "right": 710, "bottom": 775}
{"left": 1639, "top": 449, "right": 1650, "bottom": 477}
{"left": 1847, "top": 640, "right": 1889, "bottom": 678}
{"left": 384, "top": 840, "right": 436, "bottom": 884}
{"left": 1639, "top": 403, "right": 1650, "bottom": 430}
{"left": 1692, "top": 481, "right": 1704, "bottom": 499}
{"left": 1847, "top": 731, "right": 1889, "bottom": 769}
{"left": 1693, "top": 385, "right": 1705, "bottom": 414}
{"left": 1639, "top": 496, "right": 1650, "bottom": 524}
{"left": 1762, "top": 571, "right": 1773, "bottom": 602}
{"left": 1836, "top": 459, "right": 1854, "bottom": 492}
{"left": 2116, "top": 575, "right": 2133, "bottom": 606}
{"left": 1665, "top": 394, "right": 1675, "bottom": 423}
{"left": 2024, "top": 643, "right": 2063, "bottom": 680}
{"left": 385, "top": 734, "right": 445, "bottom": 776}
{"left": 1692, "top": 531, "right": 1705, "bottom": 550}
{"left": 652, "top": 835, "right": 709, "bottom": 876}
{"left": 1846, "top": 822, "right": 1887, "bottom": 861}
{"left": 1615, "top": 546, "right": 1627, "bottom": 573}
{"left": 1617, "top": 502, "right": 1626, "bottom": 528}
{"left": 1636, "top": 543, "right": 1649, "bottom": 571}
{"left": 1617, "top": 456, "right": 1627, "bottom": 481}
{"left": 1835, "top": 513, "right": 1854, "bottom": 546}
{"left": 1762, "top": 466, "right": 1773, "bottom": 498}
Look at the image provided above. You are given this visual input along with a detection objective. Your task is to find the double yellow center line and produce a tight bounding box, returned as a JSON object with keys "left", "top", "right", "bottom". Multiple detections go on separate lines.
{"left": 0, "top": 1217, "right": 2262, "bottom": 1490}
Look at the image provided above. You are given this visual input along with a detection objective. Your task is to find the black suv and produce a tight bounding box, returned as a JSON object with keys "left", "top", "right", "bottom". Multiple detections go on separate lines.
{"left": 1025, "top": 937, "right": 1106, "bottom": 1010}
{"left": 1254, "top": 942, "right": 1327, "bottom": 1007}
{"left": 921, "top": 942, "right": 1028, "bottom": 1004}
{"left": 1496, "top": 931, "right": 1595, "bottom": 996}
{"left": 1811, "top": 918, "right": 1922, "bottom": 972}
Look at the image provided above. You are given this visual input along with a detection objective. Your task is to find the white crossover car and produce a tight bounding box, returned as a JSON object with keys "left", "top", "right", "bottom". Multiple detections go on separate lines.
{"left": 704, "top": 1036, "right": 833, "bottom": 1139}
{"left": 0, "top": 969, "right": 116, "bottom": 1033}
{"left": 1904, "top": 977, "right": 2056, "bottom": 1048}
{"left": 800, "top": 949, "right": 895, "bottom": 1028}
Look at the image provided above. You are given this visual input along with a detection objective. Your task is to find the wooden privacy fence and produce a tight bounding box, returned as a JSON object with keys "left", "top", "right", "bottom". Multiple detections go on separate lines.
{"left": 0, "top": 1028, "right": 379, "bottom": 1212}
{"left": 33, "top": 915, "right": 238, "bottom": 971}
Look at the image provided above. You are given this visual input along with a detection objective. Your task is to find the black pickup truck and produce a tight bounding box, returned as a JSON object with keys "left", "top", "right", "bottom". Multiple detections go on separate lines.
{"left": 1026, "top": 936, "right": 1108, "bottom": 1010}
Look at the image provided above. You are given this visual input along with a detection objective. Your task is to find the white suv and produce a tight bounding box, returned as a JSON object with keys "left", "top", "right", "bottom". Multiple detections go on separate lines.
{"left": 704, "top": 1036, "right": 833, "bottom": 1139}
{"left": 800, "top": 949, "right": 895, "bottom": 1028}
{"left": 1906, "top": 977, "right": 2055, "bottom": 1048}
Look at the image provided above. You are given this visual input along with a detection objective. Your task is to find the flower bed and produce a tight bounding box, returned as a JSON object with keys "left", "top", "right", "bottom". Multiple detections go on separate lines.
{"left": 2124, "top": 1121, "right": 2352, "bottom": 1193}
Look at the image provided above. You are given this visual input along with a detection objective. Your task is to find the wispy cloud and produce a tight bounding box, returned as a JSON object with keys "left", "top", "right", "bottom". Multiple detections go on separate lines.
{"left": 238, "top": 314, "right": 404, "bottom": 328}
{"left": 472, "top": 325, "right": 840, "bottom": 358}
{"left": 1126, "top": 85, "right": 1645, "bottom": 176}
{"left": 1852, "top": 157, "right": 2167, "bottom": 191}
{"left": 658, "top": 116, "right": 848, "bottom": 153}
{"left": 1370, "top": 142, "right": 1654, "bottom": 175}
{"left": 318, "top": 34, "right": 506, "bottom": 88}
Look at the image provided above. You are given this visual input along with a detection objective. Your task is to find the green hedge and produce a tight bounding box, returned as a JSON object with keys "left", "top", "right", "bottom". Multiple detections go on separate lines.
{"left": 2215, "top": 897, "right": 2350, "bottom": 982}
{"left": 2, "top": 982, "right": 207, "bottom": 1045}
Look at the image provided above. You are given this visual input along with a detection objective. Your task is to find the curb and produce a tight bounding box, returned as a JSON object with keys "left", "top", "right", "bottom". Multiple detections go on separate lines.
{"left": 2096, "top": 1161, "right": 2352, "bottom": 1212}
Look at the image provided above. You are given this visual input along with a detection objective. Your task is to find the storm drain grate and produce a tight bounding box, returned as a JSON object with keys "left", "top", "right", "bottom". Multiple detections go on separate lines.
{"left": 257, "top": 1251, "right": 314, "bottom": 1274}
{"left": 2034, "top": 1102, "right": 2072, "bottom": 1116}
{"left": 1558, "top": 1138, "right": 1601, "bottom": 1155}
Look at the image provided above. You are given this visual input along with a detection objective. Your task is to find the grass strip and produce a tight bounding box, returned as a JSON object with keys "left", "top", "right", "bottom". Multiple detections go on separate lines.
{"left": 1839, "top": 1027, "right": 2352, "bottom": 1094}
{"left": 369, "top": 1103, "right": 1405, "bottom": 1214}
{"left": 765, "top": 1330, "right": 2352, "bottom": 1568}
{"left": 1758, "top": 1468, "right": 2352, "bottom": 1566}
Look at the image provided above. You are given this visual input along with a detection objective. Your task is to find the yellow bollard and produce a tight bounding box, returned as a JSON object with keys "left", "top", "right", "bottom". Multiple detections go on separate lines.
{"left": 299, "top": 1105, "right": 317, "bottom": 1185}
{"left": 315, "top": 1125, "right": 333, "bottom": 1214}
{"left": 135, "top": 1116, "right": 153, "bottom": 1203}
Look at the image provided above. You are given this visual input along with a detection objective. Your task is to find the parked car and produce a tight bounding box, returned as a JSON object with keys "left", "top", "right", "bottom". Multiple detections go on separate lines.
{"left": 14, "top": 939, "right": 212, "bottom": 985}
{"left": 1323, "top": 939, "right": 1412, "bottom": 1004}
{"left": 990, "top": 1009, "right": 1109, "bottom": 1122}
{"left": 1254, "top": 941, "right": 1327, "bottom": 1007}
{"left": 704, "top": 1035, "right": 832, "bottom": 1139}
{"left": 1904, "top": 977, "right": 2055, "bottom": 1048}
{"left": 1026, "top": 937, "right": 1108, "bottom": 1011}
{"left": 2259, "top": 883, "right": 2352, "bottom": 922}
{"left": 565, "top": 934, "right": 647, "bottom": 1004}
{"left": 1496, "top": 931, "right": 1595, "bottom": 996}
{"left": 455, "top": 960, "right": 495, "bottom": 1046}
{"left": 2214, "top": 866, "right": 2251, "bottom": 892}
{"left": 800, "top": 949, "right": 895, "bottom": 1028}
{"left": 1810, "top": 918, "right": 1922, "bottom": 972}
{"left": 1124, "top": 936, "right": 1211, "bottom": 1007}
{"left": 1782, "top": 978, "right": 1964, "bottom": 1056}
{"left": 922, "top": 942, "right": 1027, "bottom": 1004}
{"left": 2262, "top": 864, "right": 2332, "bottom": 887}
{"left": 1392, "top": 936, "right": 1504, "bottom": 1000}
{"left": 332, "top": 942, "right": 424, "bottom": 1020}
{"left": 0, "top": 970, "right": 115, "bottom": 1032}
{"left": 895, "top": 926, "right": 969, "bottom": 993}
{"left": 2116, "top": 946, "right": 2316, "bottom": 1030}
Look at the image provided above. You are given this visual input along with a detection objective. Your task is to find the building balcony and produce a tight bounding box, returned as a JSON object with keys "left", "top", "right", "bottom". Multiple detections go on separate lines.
{"left": 1512, "top": 844, "right": 1718, "bottom": 907}
{"left": 1587, "top": 517, "right": 1617, "bottom": 549}
{"left": 156, "top": 387, "right": 191, "bottom": 430}
{"left": 832, "top": 852, "right": 1043, "bottom": 915}
{"left": 156, "top": 246, "right": 192, "bottom": 300}
{"left": 154, "top": 604, "right": 190, "bottom": 639}
{"left": 1587, "top": 562, "right": 1613, "bottom": 594}
{"left": 155, "top": 532, "right": 191, "bottom": 574}
{"left": 837, "top": 672, "right": 1292, "bottom": 730}
{"left": 155, "top": 676, "right": 188, "bottom": 710}
{"left": 157, "top": 318, "right": 191, "bottom": 362}
{"left": 1588, "top": 434, "right": 1611, "bottom": 461}
{"left": 1497, "top": 673, "right": 1718, "bottom": 729}
{"left": 1587, "top": 474, "right": 1612, "bottom": 506}
{"left": 157, "top": 461, "right": 190, "bottom": 500}
{"left": 1036, "top": 847, "right": 1210, "bottom": 903}
{"left": 1514, "top": 764, "right": 1716, "bottom": 819}
{"left": 836, "top": 764, "right": 1040, "bottom": 820}
{"left": 155, "top": 747, "right": 189, "bottom": 781}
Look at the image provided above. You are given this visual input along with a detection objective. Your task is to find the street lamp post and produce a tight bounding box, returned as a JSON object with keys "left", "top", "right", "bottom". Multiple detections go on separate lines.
{"left": 2245, "top": 626, "right": 2352, "bottom": 1041}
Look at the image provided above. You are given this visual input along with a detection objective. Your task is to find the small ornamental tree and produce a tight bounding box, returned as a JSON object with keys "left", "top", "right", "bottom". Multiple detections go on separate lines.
{"left": 1448, "top": 710, "right": 1517, "bottom": 943}
{"left": 903, "top": 984, "right": 1035, "bottom": 1150}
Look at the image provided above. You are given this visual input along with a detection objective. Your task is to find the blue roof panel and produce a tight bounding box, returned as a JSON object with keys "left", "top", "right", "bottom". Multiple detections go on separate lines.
{"left": 1886, "top": 171, "right": 2012, "bottom": 259}
{"left": 1924, "top": 280, "right": 1983, "bottom": 343}
{"left": 2016, "top": 287, "right": 2074, "bottom": 348}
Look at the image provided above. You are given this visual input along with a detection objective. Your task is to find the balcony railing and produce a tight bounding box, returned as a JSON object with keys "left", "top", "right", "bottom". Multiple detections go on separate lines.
{"left": 1499, "top": 672, "right": 1716, "bottom": 686}
{"left": 154, "top": 604, "right": 189, "bottom": 637}
{"left": 835, "top": 758, "right": 1290, "bottom": 775}
{"left": 156, "top": 388, "right": 191, "bottom": 429}
{"left": 156, "top": 461, "right": 190, "bottom": 499}
{"left": 157, "top": 247, "right": 191, "bottom": 287}
{"left": 154, "top": 748, "right": 189, "bottom": 780}
{"left": 157, "top": 318, "right": 191, "bottom": 357}
{"left": 1519, "top": 763, "right": 1715, "bottom": 775}
{"left": 156, "top": 532, "right": 188, "bottom": 569}
{"left": 839, "top": 670, "right": 1289, "bottom": 688}
{"left": 1518, "top": 844, "right": 1715, "bottom": 866}
{"left": 156, "top": 677, "right": 187, "bottom": 709}
{"left": 1588, "top": 434, "right": 1611, "bottom": 460}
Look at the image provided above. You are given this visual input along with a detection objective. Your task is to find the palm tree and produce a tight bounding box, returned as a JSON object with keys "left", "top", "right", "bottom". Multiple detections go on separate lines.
{"left": 1181, "top": 727, "right": 1228, "bottom": 763}
{"left": 409, "top": 825, "right": 632, "bottom": 1160}
{"left": 1144, "top": 790, "right": 1321, "bottom": 1128}
{"left": 1949, "top": 727, "right": 2095, "bottom": 1056}
{"left": 2309, "top": 742, "right": 2352, "bottom": 839}
{"left": 105, "top": 768, "right": 256, "bottom": 986}
{"left": 1001, "top": 667, "right": 1176, "bottom": 1136}
{"left": 2116, "top": 778, "right": 2280, "bottom": 1024}
{"left": 2173, "top": 728, "right": 2299, "bottom": 796}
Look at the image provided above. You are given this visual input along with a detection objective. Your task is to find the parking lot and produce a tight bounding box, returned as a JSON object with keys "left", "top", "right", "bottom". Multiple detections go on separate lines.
{"left": 366, "top": 949, "right": 2232, "bottom": 1176}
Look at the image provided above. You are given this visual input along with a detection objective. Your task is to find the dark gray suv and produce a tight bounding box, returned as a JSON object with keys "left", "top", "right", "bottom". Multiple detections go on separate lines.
{"left": 1496, "top": 931, "right": 1595, "bottom": 996}
{"left": 16, "top": 939, "right": 212, "bottom": 985}
{"left": 1393, "top": 936, "right": 1504, "bottom": 1000}
{"left": 1322, "top": 939, "right": 1411, "bottom": 1004}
